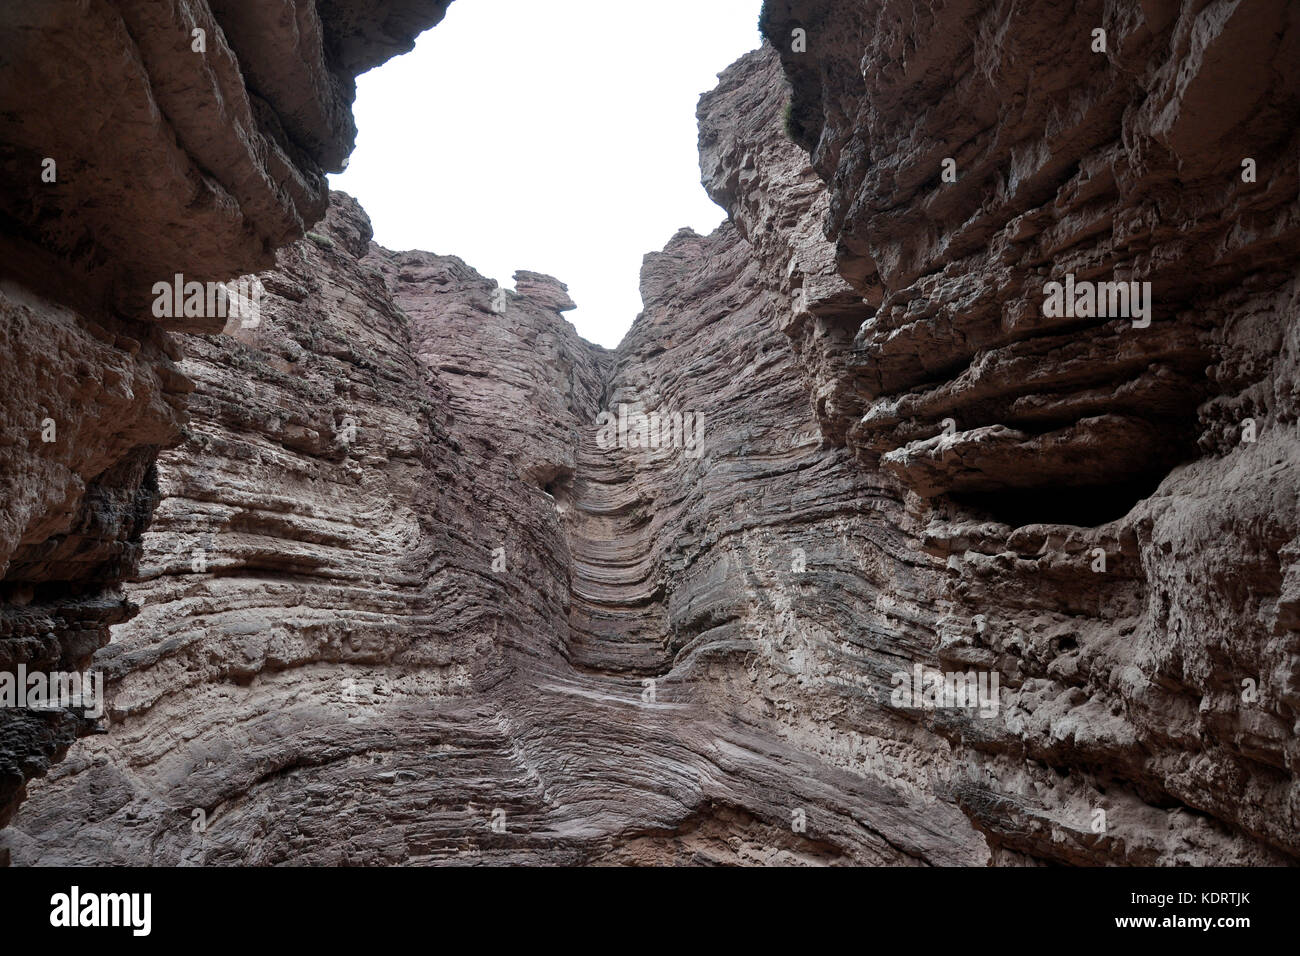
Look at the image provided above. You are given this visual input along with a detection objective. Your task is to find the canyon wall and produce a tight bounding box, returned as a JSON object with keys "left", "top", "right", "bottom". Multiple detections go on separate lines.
{"left": 0, "top": 0, "right": 455, "bottom": 827}
{"left": 3, "top": 182, "right": 985, "bottom": 865}
{"left": 3, "top": 195, "right": 582, "bottom": 863}
{"left": 758, "top": 0, "right": 1300, "bottom": 860}
{"left": 3, "top": 0, "right": 1297, "bottom": 866}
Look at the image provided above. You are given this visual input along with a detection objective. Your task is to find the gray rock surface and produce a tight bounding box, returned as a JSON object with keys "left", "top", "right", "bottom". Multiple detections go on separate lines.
{"left": 3, "top": 3, "right": 1297, "bottom": 866}
{"left": 0, "top": 0, "right": 455, "bottom": 828}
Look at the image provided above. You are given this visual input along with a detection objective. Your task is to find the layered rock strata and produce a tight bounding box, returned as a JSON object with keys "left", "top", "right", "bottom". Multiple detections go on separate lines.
{"left": 758, "top": 0, "right": 1300, "bottom": 861}
{"left": 2, "top": 178, "right": 981, "bottom": 864}
{"left": 760, "top": 0, "right": 1299, "bottom": 513}
{"left": 0, "top": 0, "right": 455, "bottom": 828}
{"left": 3, "top": 2, "right": 1298, "bottom": 867}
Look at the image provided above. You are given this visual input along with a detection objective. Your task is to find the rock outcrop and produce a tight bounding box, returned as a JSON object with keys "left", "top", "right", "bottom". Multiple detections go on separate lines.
{"left": 3, "top": 1, "right": 1298, "bottom": 866}
{"left": 0, "top": 0, "right": 455, "bottom": 828}
{"left": 2, "top": 181, "right": 976, "bottom": 864}
{"left": 761, "top": 0, "right": 1299, "bottom": 511}
{"left": 758, "top": 0, "right": 1300, "bottom": 861}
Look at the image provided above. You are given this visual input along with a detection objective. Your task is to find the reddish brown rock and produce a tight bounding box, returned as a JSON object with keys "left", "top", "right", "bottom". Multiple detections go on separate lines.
{"left": 760, "top": 0, "right": 1299, "bottom": 510}
{"left": 0, "top": 0, "right": 454, "bottom": 320}
{"left": 3, "top": 3, "right": 1298, "bottom": 867}
{"left": 759, "top": 0, "right": 1300, "bottom": 861}
{"left": 0, "top": 0, "right": 455, "bottom": 829}
{"left": 3, "top": 189, "right": 984, "bottom": 865}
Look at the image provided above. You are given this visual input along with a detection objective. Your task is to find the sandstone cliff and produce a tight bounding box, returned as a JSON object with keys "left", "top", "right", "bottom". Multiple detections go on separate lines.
{"left": 3, "top": 1, "right": 1298, "bottom": 866}
{"left": 2, "top": 186, "right": 974, "bottom": 865}
{"left": 758, "top": 0, "right": 1300, "bottom": 861}
{"left": 0, "top": 0, "right": 455, "bottom": 828}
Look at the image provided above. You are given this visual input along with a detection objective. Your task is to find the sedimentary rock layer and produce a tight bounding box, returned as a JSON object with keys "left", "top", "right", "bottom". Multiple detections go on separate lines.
{"left": 1, "top": 179, "right": 976, "bottom": 864}
{"left": 0, "top": 0, "right": 455, "bottom": 320}
{"left": 760, "top": 0, "right": 1299, "bottom": 510}
{"left": 3, "top": 3, "right": 1297, "bottom": 866}
{"left": 0, "top": 0, "right": 454, "bottom": 829}
{"left": 758, "top": 1, "right": 1300, "bottom": 861}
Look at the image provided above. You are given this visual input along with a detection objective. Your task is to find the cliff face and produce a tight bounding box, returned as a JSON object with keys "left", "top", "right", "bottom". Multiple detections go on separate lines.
{"left": 757, "top": 0, "right": 1300, "bottom": 861}
{"left": 3, "top": 3, "right": 1297, "bottom": 866}
{"left": 2, "top": 37, "right": 978, "bottom": 859}
{"left": 760, "top": 0, "right": 1300, "bottom": 511}
{"left": 0, "top": 0, "right": 455, "bottom": 827}
{"left": 2, "top": 195, "right": 564, "bottom": 864}
{"left": 3, "top": 189, "right": 980, "bottom": 866}
{"left": 0, "top": 0, "right": 455, "bottom": 314}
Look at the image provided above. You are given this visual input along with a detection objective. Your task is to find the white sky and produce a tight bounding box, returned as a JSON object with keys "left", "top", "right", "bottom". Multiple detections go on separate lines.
{"left": 328, "top": 0, "right": 762, "bottom": 348}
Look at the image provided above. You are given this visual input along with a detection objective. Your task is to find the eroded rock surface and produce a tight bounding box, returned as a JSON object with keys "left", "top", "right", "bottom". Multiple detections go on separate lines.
{"left": 2, "top": 174, "right": 981, "bottom": 864}
{"left": 761, "top": 0, "right": 1299, "bottom": 512}
{"left": 0, "top": 0, "right": 455, "bottom": 830}
{"left": 0, "top": 0, "right": 454, "bottom": 318}
{"left": 758, "top": 0, "right": 1300, "bottom": 861}
{"left": 3, "top": 3, "right": 1298, "bottom": 866}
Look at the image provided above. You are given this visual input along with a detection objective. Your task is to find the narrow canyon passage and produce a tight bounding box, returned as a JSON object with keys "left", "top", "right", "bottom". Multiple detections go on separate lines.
{"left": 2, "top": 189, "right": 981, "bottom": 864}
{"left": 564, "top": 420, "right": 674, "bottom": 676}
{"left": 2, "top": 1, "right": 1298, "bottom": 868}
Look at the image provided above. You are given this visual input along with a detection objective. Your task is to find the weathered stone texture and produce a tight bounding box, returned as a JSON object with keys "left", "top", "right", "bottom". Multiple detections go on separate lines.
{"left": 758, "top": 0, "right": 1300, "bottom": 861}
{"left": 3, "top": 2, "right": 1298, "bottom": 866}
{"left": 0, "top": 0, "right": 455, "bottom": 830}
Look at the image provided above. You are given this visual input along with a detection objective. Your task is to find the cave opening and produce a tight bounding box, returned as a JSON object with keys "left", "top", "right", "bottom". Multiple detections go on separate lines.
{"left": 950, "top": 470, "right": 1174, "bottom": 528}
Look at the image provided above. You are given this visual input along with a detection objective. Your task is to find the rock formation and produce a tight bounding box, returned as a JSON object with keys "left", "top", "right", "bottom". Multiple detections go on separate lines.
{"left": 2, "top": 0, "right": 1298, "bottom": 866}
{"left": 1, "top": 188, "right": 974, "bottom": 865}
{"left": 0, "top": 0, "right": 454, "bottom": 828}
{"left": 758, "top": 0, "right": 1300, "bottom": 860}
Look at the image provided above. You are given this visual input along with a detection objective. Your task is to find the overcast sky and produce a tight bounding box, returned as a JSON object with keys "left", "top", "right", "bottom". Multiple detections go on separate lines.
{"left": 328, "top": 0, "right": 762, "bottom": 348}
